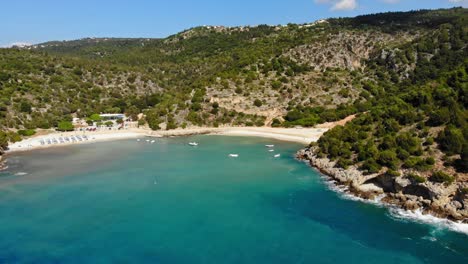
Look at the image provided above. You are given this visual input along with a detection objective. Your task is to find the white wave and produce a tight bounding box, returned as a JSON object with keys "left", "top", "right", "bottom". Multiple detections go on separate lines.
{"left": 318, "top": 173, "right": 468, "bottom": 236}
{"left": 321, "top": 176, "right": 385, "bottom": 206}
{"left": 389, "top": 208, "right": 468, "bottom": 236}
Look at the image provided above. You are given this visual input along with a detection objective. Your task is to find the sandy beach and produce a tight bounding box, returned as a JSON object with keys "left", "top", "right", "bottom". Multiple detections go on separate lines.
{"left": 5, "top": 126, "right": 329, "bottom": 154}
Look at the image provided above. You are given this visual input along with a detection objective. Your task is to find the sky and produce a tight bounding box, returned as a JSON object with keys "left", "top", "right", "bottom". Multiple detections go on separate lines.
{"left": 1, "top": 0, "right": 466, "bottom": 47}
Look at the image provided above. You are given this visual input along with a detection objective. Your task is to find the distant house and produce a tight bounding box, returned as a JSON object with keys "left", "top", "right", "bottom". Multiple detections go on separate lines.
{"left": 99, "top": 114, "right": 126, "bottom": 120}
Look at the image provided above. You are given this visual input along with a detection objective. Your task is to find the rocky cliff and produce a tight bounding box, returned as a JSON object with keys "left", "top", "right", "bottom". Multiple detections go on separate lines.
{"left": 297, "top": 147, "right": 468, "bottom": 223}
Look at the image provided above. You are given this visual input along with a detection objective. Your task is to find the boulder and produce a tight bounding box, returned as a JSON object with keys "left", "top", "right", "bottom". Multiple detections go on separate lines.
{"left": 394, "top": 177, "right": 411, "bottom": 192}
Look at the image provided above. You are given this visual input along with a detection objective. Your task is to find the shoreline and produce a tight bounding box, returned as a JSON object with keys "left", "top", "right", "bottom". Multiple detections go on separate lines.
{"left": 296, "top": 147, "right": 468, "bottom": 234}
{"left": 4, "top": 126, "right": 328, "bottom": 155}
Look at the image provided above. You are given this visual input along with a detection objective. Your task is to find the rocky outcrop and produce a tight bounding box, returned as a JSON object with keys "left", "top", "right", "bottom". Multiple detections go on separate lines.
{"left": 297, "top": 147, "right": 468, "bottom": 223}
{"left": 0, "top": 154, "right": 6, "bottom": 171}
{"left": 285, "top": 31, "right": 415, "bottom": 71}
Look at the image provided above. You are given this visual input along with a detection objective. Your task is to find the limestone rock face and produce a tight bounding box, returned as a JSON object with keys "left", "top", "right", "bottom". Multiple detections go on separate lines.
{"left": 394, "top": 177, "right": 411, "bottom": 192}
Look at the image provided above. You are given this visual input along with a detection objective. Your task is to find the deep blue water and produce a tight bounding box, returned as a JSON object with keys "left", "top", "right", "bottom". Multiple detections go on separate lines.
{"left": 0, "top": 136, "right": 467, "bottom": 263}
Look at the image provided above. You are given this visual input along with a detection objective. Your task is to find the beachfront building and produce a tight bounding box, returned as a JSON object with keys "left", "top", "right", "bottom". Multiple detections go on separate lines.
{"left": 99, "top": 114, "right": 127, "bottom": 121}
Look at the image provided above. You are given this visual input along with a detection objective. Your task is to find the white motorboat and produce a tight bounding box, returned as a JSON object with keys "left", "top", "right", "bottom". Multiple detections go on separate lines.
{"left": 268, "top": 149, "right": 274, "bottom": 152}
{"left": 188, "top": 142, "right": 199, "bottom": 146}
{"left": 265, "top": 145, "right": 274, "bottom": 148}
{"left": 229, "top": 154, "right": 239, "bottom": 157}
{"left": 274, "top": 154, "right": 281, "bottom": 158}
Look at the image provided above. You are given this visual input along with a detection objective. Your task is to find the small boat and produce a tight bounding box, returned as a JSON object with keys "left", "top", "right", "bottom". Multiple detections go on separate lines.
{"left": 268, "top": 149, "right": 274, "bottom": 152}
{"left": 188, "top": 142, "right": 198, "bottom": 146}
{"left": 137, "top": 139, "right": 141, "bottom": 142}
{"left": 151, "top": 140, "right": 155, "bottom": 143}
{"left": 146, "top": 139, "right": 150, "bottom": 142}
{"left": 265, "top": 145, "right": 274, "bottom": 148}
{"left": 229, "top": 154, "right": 239, "bottom": 158}
{"left": 274, "top": 154, "right": 281, "bottom": 158}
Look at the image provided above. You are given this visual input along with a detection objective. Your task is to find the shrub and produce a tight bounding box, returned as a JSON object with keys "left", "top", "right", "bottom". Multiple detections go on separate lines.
{"left": 386, "top": 169, "right": 401, "bottom": 177}
{"left": 377, "top": 150, "right": 399, "bottom": 169}
{"left": 407, "top": 173, "right": 426, "bottom": 183}
{"left": 425, "top": 137, "right": 434, "bottom": 146}
{"left": 455, "top": 144, "right": 468, "bottom": 172}
{"left": 430, "top": 171, "right": 455, "bottom": 184}
{"left": 253, "top": 99, "right": 263, "bottom": 107}
{"left": 425, "top": 157, "right": 435, "bottom": 165}
{"left": 57, "top": 121, "right": 74, "bottom": 132}
{"left": 271, "top": 118, "right": 282, "bottom": 127}
{"left": 336, "top": 158, "right": 353, "bottom": 169}
{"left": 138, "top": 119, "right": 146, "bottom": 127}
{"left": 19, "top": 101, "right": 32, "bottom": 113}
{"left": 403, "top": 156, "right": 423, "bottom": 168}
{"left": 361, "top": 158, "right": 382, "bottom": 174}
{"left": 271, "top": 80, "right": 282, "bottom": 89}
{"left": 18, "top": 129, "right": 36, "bottom": 137}
{"left": 437, "top": 126, "right": 464, "bottom": 155}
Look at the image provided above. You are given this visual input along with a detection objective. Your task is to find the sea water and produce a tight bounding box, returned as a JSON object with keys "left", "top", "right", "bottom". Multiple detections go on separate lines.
{"left": 0, "top": 136, "right": 467, "bottom": 263}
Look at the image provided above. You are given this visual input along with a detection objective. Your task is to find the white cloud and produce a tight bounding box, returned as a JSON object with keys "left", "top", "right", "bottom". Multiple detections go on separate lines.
{"left": 316, "top": 0, "right": 467, "bottom": 10}
{"left": 447, "top": 0, "right": 468, "bottom": 7}
{"left": 315, "top": 0, "right": 357, "bottom": 11}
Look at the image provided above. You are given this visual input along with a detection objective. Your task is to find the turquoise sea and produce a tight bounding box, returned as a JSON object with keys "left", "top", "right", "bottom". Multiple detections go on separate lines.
{"left": 0, "top": 136, "right": 467, "bottom": 263}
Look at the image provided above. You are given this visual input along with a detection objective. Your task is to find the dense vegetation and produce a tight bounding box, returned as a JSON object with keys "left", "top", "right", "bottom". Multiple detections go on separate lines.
{"left": 0, "top": 7, "right": 467, "bottom": 181}
{"left": 315, "top": 10, "right": 467, "bottom": 181}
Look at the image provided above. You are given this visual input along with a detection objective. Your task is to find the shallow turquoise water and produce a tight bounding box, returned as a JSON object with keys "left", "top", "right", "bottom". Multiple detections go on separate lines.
{"left": 0, "top": 136, "right": 467, "bottom": 263}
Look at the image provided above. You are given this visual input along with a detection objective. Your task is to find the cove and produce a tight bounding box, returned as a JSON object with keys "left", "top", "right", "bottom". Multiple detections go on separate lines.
{"left": 0, "top": 136, "right": 467, "bottom": 263}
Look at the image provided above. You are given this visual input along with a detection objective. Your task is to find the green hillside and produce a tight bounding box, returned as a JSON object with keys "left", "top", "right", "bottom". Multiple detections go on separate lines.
{"left": 1, "top": 8, "right": 467, "bottom": 179}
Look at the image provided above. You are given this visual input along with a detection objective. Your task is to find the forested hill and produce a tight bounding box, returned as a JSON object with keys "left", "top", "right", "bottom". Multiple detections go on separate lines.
{"left": 0, "top": 8, "right": 467, "bottom": 179}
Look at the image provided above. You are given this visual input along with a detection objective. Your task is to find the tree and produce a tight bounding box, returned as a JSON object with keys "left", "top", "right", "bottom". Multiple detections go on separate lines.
{"left": 57, "top": 121, "right": 74, "bottom": 131}
{"left": 19, "top": 101, "right": 32, "bottom": 113}
{"left": 0, "top": 131, "right": 9, "bottom": 151}
{"left": 377, "top": 150, "right": 399, "bottom": 169}
{"left": 437, "top": 126, "right": 464, "bottom": 155}
{"left": 89, "top": 114, "right": 102, "bottom": 122}
{"left": 455, "top": 143, "right": 468, "bottom": 172}
{"left": 125, "top": 105, "right": 140, "bottom": 121}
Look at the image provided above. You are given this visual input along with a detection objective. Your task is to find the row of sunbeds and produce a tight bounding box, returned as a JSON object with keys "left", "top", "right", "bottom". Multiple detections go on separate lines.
{"left": 39, "top": 135, "right": 90, "bottom": 146}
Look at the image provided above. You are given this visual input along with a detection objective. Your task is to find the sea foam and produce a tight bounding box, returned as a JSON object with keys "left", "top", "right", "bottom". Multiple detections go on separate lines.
{"left": 319, "top": 172, "right": 468, "bottom": 236}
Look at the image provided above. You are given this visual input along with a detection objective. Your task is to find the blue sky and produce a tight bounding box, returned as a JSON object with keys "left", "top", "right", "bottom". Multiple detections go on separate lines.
{"left": 1, "top": 0, "right": 466, "bottom": 46}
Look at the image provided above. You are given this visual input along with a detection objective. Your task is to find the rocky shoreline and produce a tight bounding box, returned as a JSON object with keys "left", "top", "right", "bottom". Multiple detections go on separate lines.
{"left": 296, "top": 147, "right": 468, "bottom": 223}
{"left": 0, "top": 158, "right": 5, "bottom": 171}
